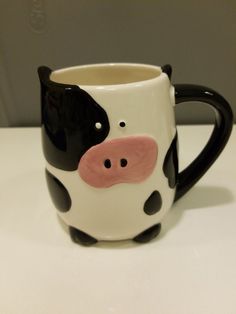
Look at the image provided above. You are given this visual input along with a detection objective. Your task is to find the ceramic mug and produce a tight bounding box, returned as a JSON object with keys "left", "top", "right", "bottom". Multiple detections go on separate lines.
{"left": 38, "top": 63, "right": 233, "bottom": 245}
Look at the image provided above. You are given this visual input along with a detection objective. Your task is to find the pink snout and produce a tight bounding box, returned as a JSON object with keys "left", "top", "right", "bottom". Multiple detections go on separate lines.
{"left": 78, "top": 136, "right": 158, "bottom": 188}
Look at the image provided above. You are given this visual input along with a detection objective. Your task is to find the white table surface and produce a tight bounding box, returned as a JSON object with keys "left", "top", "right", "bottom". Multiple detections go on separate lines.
{"left": 0, "top": 125, "right": 235, "bottom": 314}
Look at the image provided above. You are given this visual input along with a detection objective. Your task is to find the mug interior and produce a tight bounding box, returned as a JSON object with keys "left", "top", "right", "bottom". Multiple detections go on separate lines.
{"left": 50, "top": 63, "right": 162, "bottom": 86}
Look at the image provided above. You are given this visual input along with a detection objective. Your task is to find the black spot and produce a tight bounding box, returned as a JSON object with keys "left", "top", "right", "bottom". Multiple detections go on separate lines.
{"left": 45, "top": 169, "right": 71, "bottom": 212}
{"left": 38, "top": 66, "right": 110, "bottom": 171}
{"left": 144, "top": 191, "right": 162, "bottom": 215}
{"left": 69, "top": 226, "right": 97, "bottom": 246}
{"left": 133, "top": 224, "right": 161, "bottom": 243}
{"left": 163, "top": 133, "right": 178, "bottom": 188}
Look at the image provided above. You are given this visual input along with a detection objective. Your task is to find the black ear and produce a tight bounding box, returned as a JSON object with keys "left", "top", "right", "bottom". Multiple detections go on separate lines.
{"left": 38, "top": 66, "right": 78, "bottom": 90}
{"left": 38, "top": 66, "right": 52, "bottom": 85}
{"left": 161, "top": 64, "right": 172, "bottom": 80}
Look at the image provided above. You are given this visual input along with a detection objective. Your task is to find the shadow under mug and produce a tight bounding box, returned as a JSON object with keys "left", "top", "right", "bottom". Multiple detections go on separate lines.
{"left": 38, "top": 63, "right": 233, "bottom": 246}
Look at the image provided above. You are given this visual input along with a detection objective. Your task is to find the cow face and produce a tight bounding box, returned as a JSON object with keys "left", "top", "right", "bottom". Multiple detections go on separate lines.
{"left": 38, "top": 65, "right": 177, "bottom": 244}
{"left": 38, "top": 66, "right": 158, "bottom": 187}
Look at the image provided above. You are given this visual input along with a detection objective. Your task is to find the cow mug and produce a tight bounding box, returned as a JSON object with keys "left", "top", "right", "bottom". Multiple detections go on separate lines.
{"left": 38, "top": 63, "right": 233, "bottom": 245}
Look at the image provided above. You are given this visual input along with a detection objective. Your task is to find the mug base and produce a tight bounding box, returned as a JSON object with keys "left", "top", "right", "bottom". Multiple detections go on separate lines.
{"left": 69, "top": 226, "right": 98, "bottom": 246}
{"left": 133, "top": 223, "right": 161, "bottom": 243}
{"left": 68, "top": 224, "right": 162, "bottom": 246}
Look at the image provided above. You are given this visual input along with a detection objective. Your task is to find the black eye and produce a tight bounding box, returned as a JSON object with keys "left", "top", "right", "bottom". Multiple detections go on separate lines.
{"left": 119, "top": 121, "right": 126, "bottom": 128}
{"left": 95, "top": 122, "right": 102, "bottom": 130}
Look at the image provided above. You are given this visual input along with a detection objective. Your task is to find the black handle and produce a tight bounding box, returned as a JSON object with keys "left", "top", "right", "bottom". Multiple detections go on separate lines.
{"left": 174, "top": 84, "right": 233, "bottom": 201}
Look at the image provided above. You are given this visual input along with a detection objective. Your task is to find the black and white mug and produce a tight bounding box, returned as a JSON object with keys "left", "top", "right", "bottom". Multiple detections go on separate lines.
{"left": 38, "top": 63, "right": 233, "bottom": 245}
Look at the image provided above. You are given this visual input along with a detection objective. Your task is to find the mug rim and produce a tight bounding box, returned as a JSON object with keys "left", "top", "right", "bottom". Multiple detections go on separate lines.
{"left": 50, "top": 62, "right": 167, "bottom": 89}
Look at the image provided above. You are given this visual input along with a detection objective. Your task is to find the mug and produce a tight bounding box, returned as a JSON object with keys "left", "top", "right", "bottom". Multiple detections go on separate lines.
{"left": 38, "top": 63, "right": 233, "bottom": 246}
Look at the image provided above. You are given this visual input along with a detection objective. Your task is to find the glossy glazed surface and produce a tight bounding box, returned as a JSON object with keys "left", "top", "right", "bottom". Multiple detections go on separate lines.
{"left": 39, "top": 64, "right": 176, "bottom": 241}
{"left": 38, "top": 63, "right": 233, "bottom": 243}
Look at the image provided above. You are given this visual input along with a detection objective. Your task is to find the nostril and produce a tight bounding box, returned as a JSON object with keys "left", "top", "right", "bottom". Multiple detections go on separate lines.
{"left": 104, "top": 159, "right": 111, "bottom": 169}
{"left": 120, "top": 158, "right": 128, "bottom": 167}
